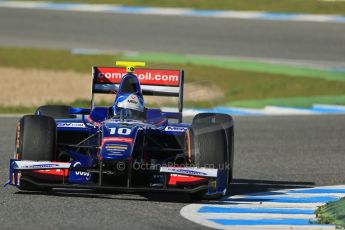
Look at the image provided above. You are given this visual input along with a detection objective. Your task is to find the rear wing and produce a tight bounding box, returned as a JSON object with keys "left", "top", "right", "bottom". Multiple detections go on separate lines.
{"left": 91, "top": 67, "right": 184, "bottom": 112}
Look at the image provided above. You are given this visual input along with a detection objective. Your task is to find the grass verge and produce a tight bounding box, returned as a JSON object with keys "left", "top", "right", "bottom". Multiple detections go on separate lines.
{"left": 1, "top": 47, "right": 345, "bottom": 112}
{"left": 122, "top": 52, "right": 345, "bottom": 82}
{"left": 316, "top": 198, "right": 345, "bottom": 228}
{"left": 0, "top": 47, "right": 117, "bottom": 72}
{"left": 20, "top": 0, "right": 345, "bottom": 15}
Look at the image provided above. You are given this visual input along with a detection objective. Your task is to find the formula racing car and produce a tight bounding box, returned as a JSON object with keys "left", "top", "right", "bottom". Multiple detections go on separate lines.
{"left": 6, "top": 61, "right": 234, "bottom": 199}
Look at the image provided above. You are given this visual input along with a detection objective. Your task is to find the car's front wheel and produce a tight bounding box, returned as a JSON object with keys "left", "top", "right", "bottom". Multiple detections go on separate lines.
{"left": 14, "top": 115, "right": 57, "bottom": 191}
{"left": 189, "top": 113, "right": 234, "bottom": 199}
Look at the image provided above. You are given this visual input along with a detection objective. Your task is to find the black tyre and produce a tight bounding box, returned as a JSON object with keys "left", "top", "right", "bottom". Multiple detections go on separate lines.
{"left": 35, "top": 105, "right": 75, "bottom": 119}
{"left": 15, "top": 115, "right": 56, "bottom": 161}
{"left": 190, "top": 113, "right": 234, "bottom": 199}
{"left": 14, "top": 115, "right": 57, "bottom": 191}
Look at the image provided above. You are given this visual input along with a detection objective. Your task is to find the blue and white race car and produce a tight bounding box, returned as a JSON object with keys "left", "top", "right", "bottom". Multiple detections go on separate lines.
{"left": 6, "top": 61, "right": 234, "bottom": 199}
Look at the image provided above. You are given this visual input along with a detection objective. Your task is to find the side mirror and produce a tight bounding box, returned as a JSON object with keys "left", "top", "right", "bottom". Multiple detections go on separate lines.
{"left": 89, "top": 107, "right": 109, "bottom": 122}
{"left": 69, "top": 107, "right": 91, "bottom": 115}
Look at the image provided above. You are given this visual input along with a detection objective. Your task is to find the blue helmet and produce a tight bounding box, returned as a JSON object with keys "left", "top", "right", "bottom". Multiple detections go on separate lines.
{"left": 112, "top": 73, "right": 145, "bottom": 120}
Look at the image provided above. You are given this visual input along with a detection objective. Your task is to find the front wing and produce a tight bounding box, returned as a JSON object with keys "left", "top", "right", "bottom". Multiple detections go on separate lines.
{"left": 6, "top": 160, "right": 228, "bottom": 198}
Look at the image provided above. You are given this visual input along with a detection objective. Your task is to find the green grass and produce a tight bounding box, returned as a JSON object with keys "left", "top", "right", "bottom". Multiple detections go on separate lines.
{"left": 316, "top": 198, "right": 345, "bottom": 228}
{"left": 178, "top": 66, "right": 345, "bottom": 105}
{"left": 1, "top": 47, "right": 345, "bottom": 112}
{"left": 21, "top": 0, "right": 345, "bottom": 15}
{"left": 0, "top": 106, "right": 36, "bottom": 114}
{"left": 0, "top": 47, "right": 118, "bottom": 72}
{"left": 123, "top": 52, "right": 345, "bottom": 82}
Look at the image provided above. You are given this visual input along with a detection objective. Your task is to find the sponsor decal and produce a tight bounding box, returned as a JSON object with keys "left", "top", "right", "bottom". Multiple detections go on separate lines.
{"left": 33, "top": 169, "right": 69, "bottom": 177}
{"left": 127, "top": 99, "right": 138, "bottom": 104}
{"left": 105, "top": 144, "right": 128, "bottom": 155}
{"left": 164, "top": 126, "right": 187, "bottom": 132}
{"left": 75, "top": 171, "right": 90, "bottom": 177}
{"left": 126, "top": 94, "right": 139, "bottom": 105}
{"left": 160, "top": 167, "right": 218, "bottom": 178}
{"left": 169, "top": 168, "right": 208, "bottom": 176}
{"left": 57, "top": 123, "right": 86, "bottom": 128}
{"left": 72, "top": 162, "right": 91, "bottom": 181}
{"left": 13, "top": 161, "right": 71, "bottom": 170}
{"left": 102, "top": 137, "right": 133, "bottom": 145}
{"left": 105, "top": 144, "right": 128, "bottom": 151}
{"left": 168, "top": 174, "right": 207, "bottom": 186}
{"left": 94, "top": 67, "right": 180, "bottom": 86}
{"left": 23, "top": 164, "right": 61, "bottom": 169}
{"left": 171, "top": 173, "right": 189, "bottom": 178}
{"left": 127, "top": 96, "right": 139, "bottom": 105}
{"left": 116, "top": 94, "right": 144, "bottom": 112}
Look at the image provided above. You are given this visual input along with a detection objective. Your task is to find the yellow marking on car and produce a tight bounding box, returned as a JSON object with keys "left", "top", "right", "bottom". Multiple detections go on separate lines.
{"left": 115, "top": 61, "right": 146, "bottom": 73}
{"left": 17, "top": 172, "right": 21, "bottom": 186}
{"left": 15, "top": 122, "right": 21, "bottom": 160}
{"left": 106, "top": 146, "right": 128, "bottom": 150}
{"left": 186, "top": 128, "right": 192, "bottom": 163}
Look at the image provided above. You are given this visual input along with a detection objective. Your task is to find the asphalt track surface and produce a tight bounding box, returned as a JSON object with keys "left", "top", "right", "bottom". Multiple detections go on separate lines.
{"left": 0, "top": 8, "right": 345, "bottom": 66}
{"left": 1, "top": 115, "right": 345, "bottom": 229}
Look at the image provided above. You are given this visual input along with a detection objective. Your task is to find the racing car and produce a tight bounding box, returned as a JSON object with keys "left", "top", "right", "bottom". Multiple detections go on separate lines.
{"left": 6, "top": 61, "right": 234, "bottom": 199}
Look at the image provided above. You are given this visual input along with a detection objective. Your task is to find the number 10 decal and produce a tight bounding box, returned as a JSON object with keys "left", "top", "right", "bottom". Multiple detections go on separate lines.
{"left": 109, "top": 127, "right": 131, "bottom": 135}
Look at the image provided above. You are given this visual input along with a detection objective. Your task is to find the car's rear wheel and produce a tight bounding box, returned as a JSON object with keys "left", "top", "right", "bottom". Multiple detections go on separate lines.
{"left": 35, "top": 105, "right": 75, "bottom": 119}
{"left": 190, "top": 113, "right": 234, "bottom": 199}
{"left": 15, "top": 115, "right": 57, "bottom": 191}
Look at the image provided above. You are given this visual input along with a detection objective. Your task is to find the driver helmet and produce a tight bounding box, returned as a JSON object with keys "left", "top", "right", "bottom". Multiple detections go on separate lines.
{"left": 113, "top": 93, "right": 145, "bottom": 120}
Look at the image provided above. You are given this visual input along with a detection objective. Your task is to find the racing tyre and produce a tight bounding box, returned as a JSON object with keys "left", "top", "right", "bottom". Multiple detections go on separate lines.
{"left": 15, "top": 115, "right": 57, "bottom": 191}
{"left": 35, "top": 105, "right": 76, "bottom": 119}
{"left": 190, "top": 113, "right": 234, "bottom": 199}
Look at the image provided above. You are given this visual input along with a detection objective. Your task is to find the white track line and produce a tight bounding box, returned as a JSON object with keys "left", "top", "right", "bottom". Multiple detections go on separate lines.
{"left": 181, "top": 185, "right": 345, "bottom": 230}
